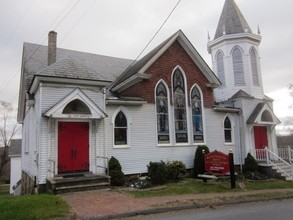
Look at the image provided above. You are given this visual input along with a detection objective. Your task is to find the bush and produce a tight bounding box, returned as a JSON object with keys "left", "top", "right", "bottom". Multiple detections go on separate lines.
{"left": 147, "top": 161, "right": 169, "bottom": 185}
{"left": 167, "top": 160, "right": 186, "bottom": 181}
{"left": 193, "top": 145, "right": 210, "bottom": 177}
{"left": 109, "top": 156, "right": 126, "bottom": 186}
{"left": 243, "top": 153, "right": 258, "bottom": 173}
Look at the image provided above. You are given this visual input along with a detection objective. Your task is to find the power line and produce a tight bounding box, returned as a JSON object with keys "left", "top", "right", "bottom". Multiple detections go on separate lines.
{"left": 134, "top": 0, "right": 182, "bottom": 61}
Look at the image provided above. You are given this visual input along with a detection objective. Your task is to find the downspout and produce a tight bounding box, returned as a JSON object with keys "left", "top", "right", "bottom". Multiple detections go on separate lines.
{"left": 237, "top": 112, "right": 243, "bottom": 173}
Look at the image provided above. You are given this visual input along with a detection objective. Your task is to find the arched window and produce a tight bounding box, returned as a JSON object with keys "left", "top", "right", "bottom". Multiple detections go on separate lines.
{"left": 173, "top": 68, "right": 188, "bottom": 143}
{"left": 156, "top": 82, "right": 170, "bottom": 144}
{"left": 232, "top": 47, "right": 245, "bottom": 86}
{"left": 250, "top": 47, "right": 259, "bottom": 86}
{"left": 224, "top": 117, "right": 232, "bottom": 143}
{"left": 216, "top": 51, "right": 225, "bottom": 87}
{"left": 114, "top": 111, "right": 127, "bottom": 145}
{"left": 62, "top": 99, "right": 91, "bottom": 114}
{"left": 261, "top": 110, "right": 273, "bottom": 122}
{"left": 191, "top": 86, "right": 204, "bottom": 143}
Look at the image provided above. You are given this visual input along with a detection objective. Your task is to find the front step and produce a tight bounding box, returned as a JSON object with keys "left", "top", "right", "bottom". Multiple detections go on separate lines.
{"left": 46, "top": 173, "right": 111, "bottom": 194}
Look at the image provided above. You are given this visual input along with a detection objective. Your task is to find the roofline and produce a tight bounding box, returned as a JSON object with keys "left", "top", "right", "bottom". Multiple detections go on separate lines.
{"left": 208, "top": 32, "right": 262, "bottom": 53}
{"left": 29, "top": 75, "right": 111, "bottom": 94}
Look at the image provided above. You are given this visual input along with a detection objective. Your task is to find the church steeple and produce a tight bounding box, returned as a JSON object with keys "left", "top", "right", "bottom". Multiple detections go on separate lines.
{"left": 214, "top": 0, "right": 252, "bottom": 39}
{"left": 208, "top": 0, "right": 264, "bottom": 102}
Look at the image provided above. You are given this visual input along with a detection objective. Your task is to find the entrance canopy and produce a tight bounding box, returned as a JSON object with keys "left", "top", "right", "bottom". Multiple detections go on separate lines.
{"left": 247, "top": 103, "right": 280, "bottom": 125}
{"left": 44, "top": 88, "right": 107, "bottom": 119}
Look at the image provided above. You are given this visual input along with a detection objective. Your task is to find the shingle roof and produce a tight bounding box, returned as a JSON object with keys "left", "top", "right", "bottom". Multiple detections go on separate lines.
{"left": 8, "top": 139, "right": 22, "bottom": 156}
{"left": 214, "top": 0, "right": 252, "bottom": 40}
{"left": 230, "top": 89, "right": 254, "bottom": 99}
{"left": 22, "top": 43, "right": 133, "bottom": 92}
{"left": 36, "top": 56, "right": 109, "bottom": 81}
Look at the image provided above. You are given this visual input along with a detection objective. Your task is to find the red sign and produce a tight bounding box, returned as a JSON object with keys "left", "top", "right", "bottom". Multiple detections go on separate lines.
{"left": 204, "top": 151, "right": 230, "bottom": 175}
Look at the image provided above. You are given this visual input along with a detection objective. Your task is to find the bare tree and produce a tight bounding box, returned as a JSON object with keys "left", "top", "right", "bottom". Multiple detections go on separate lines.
{"left": 0, "top": 100, "right": 21, "bottom": 178}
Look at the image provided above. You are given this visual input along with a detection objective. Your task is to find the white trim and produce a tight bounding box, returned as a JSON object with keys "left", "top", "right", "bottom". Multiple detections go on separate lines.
{"left": 190, "top": 84, "right": 206, "bottom": 145}
{"left": 111, "top": 106, "right": 132, "bottom": 149}
{"left": 171, "top": 66, "right": 189, "bottom": 145}
{"left": 155, "top": 80, "right": 171, "bottom": 146}
{"left": 44, "top": 88, "right": 107, "bottom": 119}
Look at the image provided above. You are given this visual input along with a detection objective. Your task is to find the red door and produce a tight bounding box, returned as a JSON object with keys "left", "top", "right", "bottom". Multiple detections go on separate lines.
{"left": 254, "top": 126, "right": 268, "bottom": 159}
{"left": 58, "top": 122, "right": 89, "bottom": 174}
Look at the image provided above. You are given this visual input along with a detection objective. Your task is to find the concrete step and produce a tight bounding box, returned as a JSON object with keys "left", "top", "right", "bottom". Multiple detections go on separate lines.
{"left": 46, "top": 173, "right": 111, "bottom": 194}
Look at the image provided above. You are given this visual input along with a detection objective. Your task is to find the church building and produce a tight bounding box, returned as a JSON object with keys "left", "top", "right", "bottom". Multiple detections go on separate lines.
{"left": 17, "top": 0, "right": 280, "bottom": 193}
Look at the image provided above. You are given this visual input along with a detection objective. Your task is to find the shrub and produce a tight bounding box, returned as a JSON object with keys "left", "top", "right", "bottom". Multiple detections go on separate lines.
{"left": 193, "top": 145, "right": 210, "bottom": 178}
{"left": 147, "top": 161, "right": 169, "bottom": 185}
{"left": 167, "top": 160, "right": 186, "bottom": 181}
{"left": 109, "top": 156, "right": 126, "bottom": 186}
{"left": 243, "top": 153, "right": 258, "bottom": 173}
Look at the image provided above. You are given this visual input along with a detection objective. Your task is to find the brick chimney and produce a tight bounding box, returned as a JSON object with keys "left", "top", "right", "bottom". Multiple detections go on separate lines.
{"left": 48, "top": 31, "right": 57, "bottom": 66}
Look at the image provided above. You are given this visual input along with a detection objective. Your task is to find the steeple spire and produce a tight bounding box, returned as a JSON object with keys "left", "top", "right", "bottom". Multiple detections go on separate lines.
{"left": 214, "top": 0, "right": 252, "bottom": 40}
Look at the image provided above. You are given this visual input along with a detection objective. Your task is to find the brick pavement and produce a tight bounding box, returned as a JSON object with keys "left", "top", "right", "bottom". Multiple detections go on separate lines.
{"left": 60, "top": 188, "right": 293, "bottom": 219}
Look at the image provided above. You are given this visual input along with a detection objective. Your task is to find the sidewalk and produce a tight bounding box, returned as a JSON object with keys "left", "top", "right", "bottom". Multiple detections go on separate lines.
{"left": 60, "top": 188, "right": 293, "bottom": 219}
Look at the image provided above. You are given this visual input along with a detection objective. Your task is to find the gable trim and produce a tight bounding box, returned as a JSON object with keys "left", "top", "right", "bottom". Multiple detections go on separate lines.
{"left": 44, "top": 88, "right": 107, "bottom": 119}
{"left": 247, "top": 103, "right": 280, "bottom": 125}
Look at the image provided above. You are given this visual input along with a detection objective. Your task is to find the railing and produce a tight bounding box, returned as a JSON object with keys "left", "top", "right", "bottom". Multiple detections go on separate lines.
{"left": 48, "top": 159, "right": 56, "bottom": 177}
{"left": 255, "top": 147, "right": 293, "bottom": 180}
{"left": 97, "top": 156, "right": 109, "bottom": 176}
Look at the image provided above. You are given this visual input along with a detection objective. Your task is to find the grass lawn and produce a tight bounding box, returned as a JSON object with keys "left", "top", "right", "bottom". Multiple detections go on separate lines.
{"left": 0, "top": 194, "right": 70, "bottom": 220}
{"left": 124, "top": 178, "right": 293, "bottom": 198}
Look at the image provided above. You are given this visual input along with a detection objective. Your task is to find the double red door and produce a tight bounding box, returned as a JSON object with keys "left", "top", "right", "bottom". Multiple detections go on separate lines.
{"left": 58, "top": 122, "right": 89, "bottom": 174}
{"left": 254, "top": 126, "right": 268, "bottom": 150}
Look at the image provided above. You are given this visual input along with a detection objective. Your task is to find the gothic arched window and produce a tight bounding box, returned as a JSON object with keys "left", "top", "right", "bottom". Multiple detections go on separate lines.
{"left": 156, "top": 82, "right": 170, "bottom": 144}
{"left": 232, "top": 47, "right": 245, "bottom": 86}
{"left": 173, "top": 69, "right": 188, "bottom": 143}
{"left": 114, "top": 111, "right": 127, "bottom": 145}
{"left": 216, "top": 51, "right": 225, "bottom": 87}
{"left": 224, "top": 116, "right": 232, "bottom": 143}
{"left": 191, "top": 86, "right": 204, "bottom": 143}
{"left": 250, "top": 47, "right": 259, "bottom": 86}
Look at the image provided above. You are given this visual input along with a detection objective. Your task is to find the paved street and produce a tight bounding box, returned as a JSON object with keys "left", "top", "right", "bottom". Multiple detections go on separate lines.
{"left": 125, "top": 198, "right": 293, "bottom": 220}
{"left": 60, "top": 189, "right": 293, "bottom": 219}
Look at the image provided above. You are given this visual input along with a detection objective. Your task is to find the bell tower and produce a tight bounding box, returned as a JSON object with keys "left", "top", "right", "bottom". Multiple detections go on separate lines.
{"left": 207, "top": 0, "right": 264, "bottom": 102}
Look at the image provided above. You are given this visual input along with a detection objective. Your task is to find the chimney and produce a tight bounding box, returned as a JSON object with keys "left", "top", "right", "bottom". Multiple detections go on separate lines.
{"left": 48, "top": 31, "right": 57, "bottom": 66}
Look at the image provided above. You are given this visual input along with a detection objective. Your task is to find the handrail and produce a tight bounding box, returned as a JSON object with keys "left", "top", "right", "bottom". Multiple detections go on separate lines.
{"left": 48, "top": 159, "right": 55, "bottom": 177}
{"left": 97, "top": 156, "right": 109, "bottom": 176}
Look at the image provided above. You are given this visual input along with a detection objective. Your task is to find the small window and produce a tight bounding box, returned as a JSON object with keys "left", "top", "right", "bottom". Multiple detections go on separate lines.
{"left": 224, "top": 117, "right": 232, "bottom": 143}
{"left": 191, "top": 86, "right": 204, "bottom": 143}
{"left": 114, "top": 111, "right": 127, "bottom": 145}
{"left": 156, "top": 82, "right": 170, "bottom": 144}
{"left": 63, "top": 99, "right": 91, "bottom": 114}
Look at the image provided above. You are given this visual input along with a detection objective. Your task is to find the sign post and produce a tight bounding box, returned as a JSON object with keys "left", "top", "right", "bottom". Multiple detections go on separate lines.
{"left": 229, "top": 149, "right": 236, "bottom": 189}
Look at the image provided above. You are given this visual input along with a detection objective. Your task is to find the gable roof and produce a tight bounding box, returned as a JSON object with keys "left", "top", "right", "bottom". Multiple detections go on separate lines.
{"left": 247, "top": 102, "right": 280, "bottom": 125}
{"left": 214, "top": 0, "right": 252, "bottom": 40}
{"left": 111, "top": 30, "right": 221, "bottom": 92}
{"left": 18, "top": 43, "right": 133, "bottom": 123}
{"left": 230, "top": 89, "right": 254, "bottom": 100}
{"left": 44, "top": 88, "right": 107, "bottom": 119}
{"left": 8, "top": 139, "right": 22, "bottom": 157}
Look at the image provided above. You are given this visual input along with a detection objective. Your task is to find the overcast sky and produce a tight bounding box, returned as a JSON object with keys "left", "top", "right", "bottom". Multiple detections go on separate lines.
{"left": 0, "top": 0, "right": 292, "bottom": 119}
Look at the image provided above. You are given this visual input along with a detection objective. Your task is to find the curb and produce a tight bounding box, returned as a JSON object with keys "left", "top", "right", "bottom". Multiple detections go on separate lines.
{"left": 92, "top": 194, "right": 293, "bottom": 220}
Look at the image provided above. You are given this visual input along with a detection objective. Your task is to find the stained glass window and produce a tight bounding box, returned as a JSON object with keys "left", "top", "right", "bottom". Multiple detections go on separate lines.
{"left": 114, "top": 111, "right": 127, "bottom": 145}
{"left": 191, "top": 87, "right": 204, "bottom": 142}
{"left": 224, "top": 117, "right": 232, "bottom": 143}
{"left": 156, "top": 82, "right": 170, "bottom": 144}
{"left": 173, "top": 69, "right": 188, "bottom": 143}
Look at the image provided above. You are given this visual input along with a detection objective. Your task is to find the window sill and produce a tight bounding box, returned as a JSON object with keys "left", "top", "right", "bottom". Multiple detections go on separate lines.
{"left": 113, "top": 145, "right": 130, "bottom": 149}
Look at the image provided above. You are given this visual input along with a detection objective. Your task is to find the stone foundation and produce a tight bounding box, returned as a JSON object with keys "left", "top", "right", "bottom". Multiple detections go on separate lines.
{"left": 21, "top": 170, "right": 36, "bottom": 194}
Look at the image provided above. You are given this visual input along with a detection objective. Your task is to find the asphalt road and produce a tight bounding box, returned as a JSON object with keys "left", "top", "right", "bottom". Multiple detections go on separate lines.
{"left": 127, "top": 198, "right": 293, "bottom": 220}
